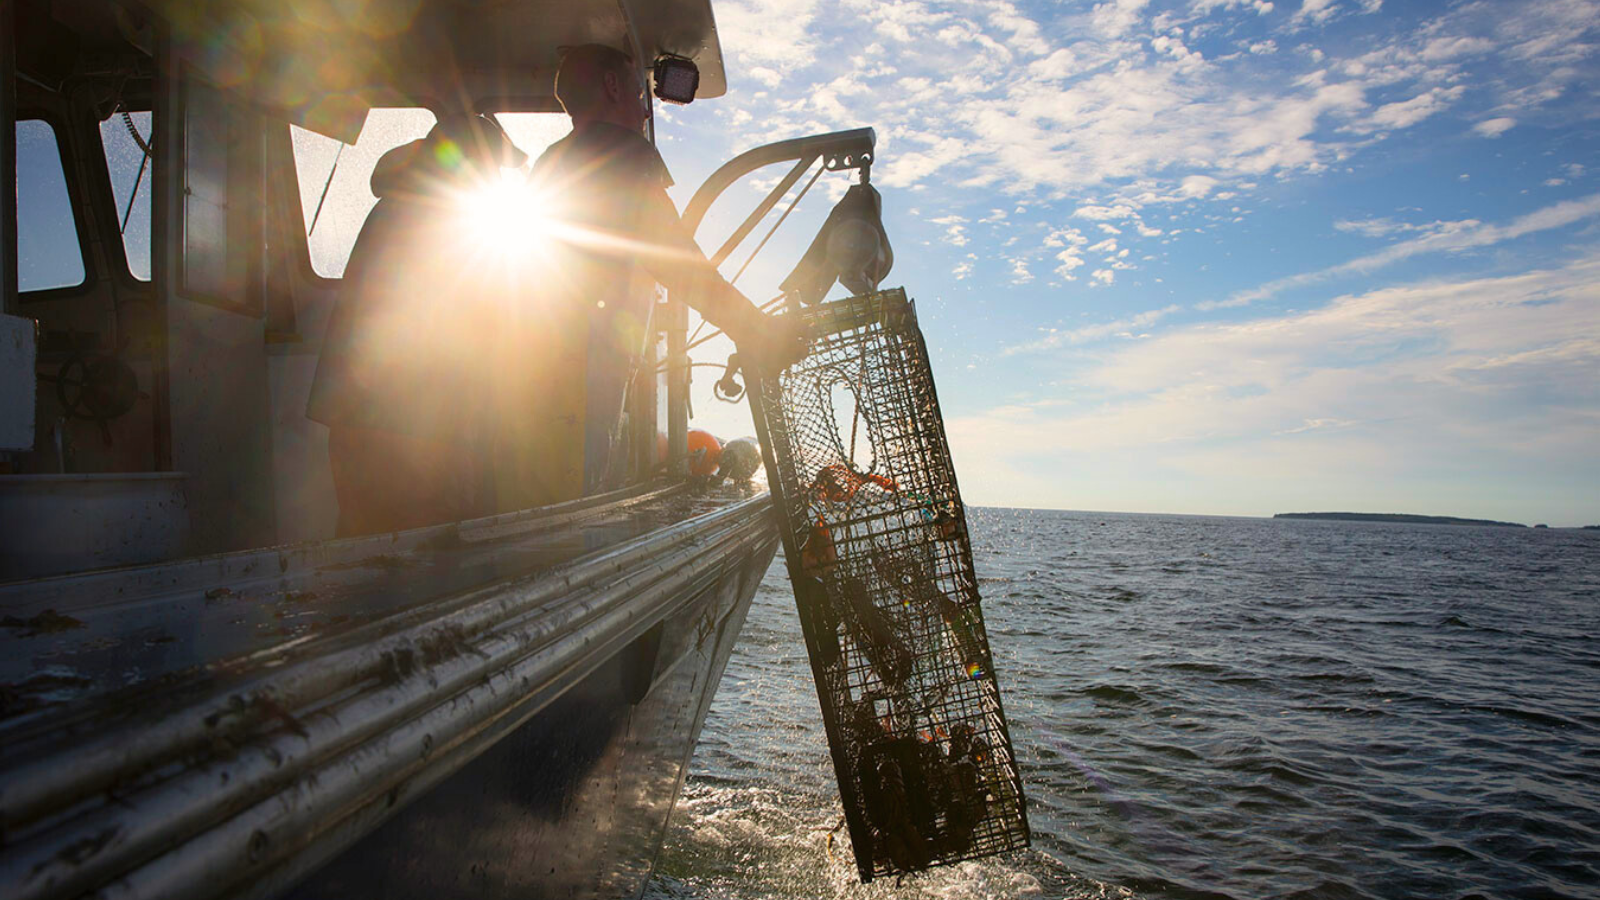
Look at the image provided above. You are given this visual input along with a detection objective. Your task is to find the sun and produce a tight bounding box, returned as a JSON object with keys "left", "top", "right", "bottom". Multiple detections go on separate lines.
{"left": 455, "top": 168, "right": 562, "bottom": 260}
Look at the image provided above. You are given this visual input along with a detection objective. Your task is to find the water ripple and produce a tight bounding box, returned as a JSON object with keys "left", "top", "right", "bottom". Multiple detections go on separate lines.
{"left": 649, "top": 511, "right": 1600, "bottom": 900}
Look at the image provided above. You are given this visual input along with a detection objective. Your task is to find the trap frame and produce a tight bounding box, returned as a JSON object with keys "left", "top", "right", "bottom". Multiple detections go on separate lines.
{"left": 747, "top": 288, "right": 1029, "bottom": 882}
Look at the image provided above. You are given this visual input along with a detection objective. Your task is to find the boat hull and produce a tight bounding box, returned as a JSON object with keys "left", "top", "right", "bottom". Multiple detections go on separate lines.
{"left": 284, "top": 538, "right": 770, "bottom": 900}
{"left": 0, "top": 485, "right": 776, "bottom": 900}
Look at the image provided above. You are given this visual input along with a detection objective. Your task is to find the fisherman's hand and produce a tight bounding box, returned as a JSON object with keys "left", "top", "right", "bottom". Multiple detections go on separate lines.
{"left": 739, "top": 312, "right": 811, "bottom": 374}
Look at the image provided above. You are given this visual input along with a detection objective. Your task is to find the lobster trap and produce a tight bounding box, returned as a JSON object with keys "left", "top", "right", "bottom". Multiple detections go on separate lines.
{"left": 747, "top": 288, "right": 1029, "bottom": 882}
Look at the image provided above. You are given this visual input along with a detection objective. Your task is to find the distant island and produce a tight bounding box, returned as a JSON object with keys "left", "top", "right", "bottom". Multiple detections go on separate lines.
{"left": 1274, "top": 512, "right": 1526, "bottom": 528}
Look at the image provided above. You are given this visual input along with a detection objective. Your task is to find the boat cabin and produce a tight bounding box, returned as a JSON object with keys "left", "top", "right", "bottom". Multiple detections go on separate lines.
{"left": 0, "top": 0, "right": 750, "bottom": 574}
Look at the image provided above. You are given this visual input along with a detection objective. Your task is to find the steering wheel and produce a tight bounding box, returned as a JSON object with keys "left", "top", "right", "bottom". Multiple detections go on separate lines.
{"left": 49, "top": 354, "right": 142, "bottom": 444}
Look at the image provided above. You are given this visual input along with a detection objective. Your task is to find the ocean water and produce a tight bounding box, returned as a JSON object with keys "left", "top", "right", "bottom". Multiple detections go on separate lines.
{"left": 644, "top": 509, "right": 1600, "bottom": 900}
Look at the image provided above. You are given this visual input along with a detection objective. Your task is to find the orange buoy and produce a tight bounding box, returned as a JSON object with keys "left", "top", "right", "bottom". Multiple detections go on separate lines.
{"left": 687, "top": 429, "right": 723, "bottom": 478}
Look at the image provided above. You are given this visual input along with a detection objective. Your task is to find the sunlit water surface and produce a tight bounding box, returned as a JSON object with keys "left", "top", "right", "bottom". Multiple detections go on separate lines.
{"left": 644, "top": 509, "right": 1600, "bottom": 900}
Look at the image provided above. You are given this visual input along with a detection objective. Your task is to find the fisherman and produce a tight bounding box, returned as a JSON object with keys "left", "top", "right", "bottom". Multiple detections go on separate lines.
{"left": 307, "top": 115, "right": 526, "bottom": 536}
{"left": 489, "top": 43, "right": 806, "bottom": 507}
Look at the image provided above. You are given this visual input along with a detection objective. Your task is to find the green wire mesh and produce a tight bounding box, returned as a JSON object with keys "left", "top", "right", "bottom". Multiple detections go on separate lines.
{"left": 748, "top": 288, "right": 1029, "bottom": 882}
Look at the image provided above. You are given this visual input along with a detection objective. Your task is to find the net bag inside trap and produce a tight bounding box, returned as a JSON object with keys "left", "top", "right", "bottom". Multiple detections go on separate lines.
{"left": 747, "top": 288, "right": 1029, "bottom": 882}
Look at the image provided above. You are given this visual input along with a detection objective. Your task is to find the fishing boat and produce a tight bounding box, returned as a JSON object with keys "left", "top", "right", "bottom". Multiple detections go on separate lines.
{"left": 0, "top": 1, "right": 876, "bottom": 897}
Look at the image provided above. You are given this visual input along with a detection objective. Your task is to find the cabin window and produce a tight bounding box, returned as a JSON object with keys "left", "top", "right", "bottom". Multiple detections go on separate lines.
{"left": 16, "top": 118, "right": 87, "bottom": 292}
{"left": 100, "top": 112, "right": 154, "bottom": 281}
{"left": 291, "top": 109, "right": 437, "bottom": 278}
{"left": 492, "top": 113, "right": 571, "bottom": 164}
{"left": 289, "top": 110, "right": 572, "bottom": 278}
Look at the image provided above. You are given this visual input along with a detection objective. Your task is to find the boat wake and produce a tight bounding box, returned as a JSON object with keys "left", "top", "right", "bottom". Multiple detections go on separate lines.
{"left": 645, "top": 781, "right": 1128, "bottom": 900}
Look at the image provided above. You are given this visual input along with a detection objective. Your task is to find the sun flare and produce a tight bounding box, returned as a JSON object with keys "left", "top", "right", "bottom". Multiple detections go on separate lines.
{"left": 456, "top": 168, "right": 560, "bottom": 260}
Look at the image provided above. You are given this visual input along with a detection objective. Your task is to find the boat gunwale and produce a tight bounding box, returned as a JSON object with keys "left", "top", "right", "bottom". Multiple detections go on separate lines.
{"left": 0, "top": 481, "right": 684, "bottom": 607}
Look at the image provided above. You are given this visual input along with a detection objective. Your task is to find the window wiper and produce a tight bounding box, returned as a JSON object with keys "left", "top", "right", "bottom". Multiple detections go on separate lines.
{"left": 119, "top": 111, "right": 150, "bottom": 236}
{"left": 307, "top": 141, "right": 346, "bottom": 237}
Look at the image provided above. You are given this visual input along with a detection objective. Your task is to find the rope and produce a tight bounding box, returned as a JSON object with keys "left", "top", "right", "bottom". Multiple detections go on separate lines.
{"left": 730, "top": 160, "right": 825, "bottom": 286}
{"left": 682, "top": 292, "right": 787, "bottom": 356}
{"left": 687, "top": 160, "right": 825, "bottom": 346}
{"left": 848, "top": 348, "right": 869, "bottom": 467}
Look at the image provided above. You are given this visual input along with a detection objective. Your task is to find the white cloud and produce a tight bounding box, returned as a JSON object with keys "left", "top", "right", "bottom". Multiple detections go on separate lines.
{"left": 1043, "top": 225, "right": 1090, "bottom": 248}
{"left": 851, "top": 0, "right": 953, "bottom": 42}
{"left": 1276, "top": 417, "right": 1358, "bottom": 435}
{"left": 1054, "top": 247, "right": 1086, "bottom": 280}
{"left": 1193, "top": 0, "right": 1275, "bottom": 14}
{"left": 1151, "top": 34, "right": 1206, "bottom": 68}
{"left": 1212, "top": 193, "right": 1600, "bottom": 307}
{"left": 687, "top": 0, "right": 1598, "bottom": 305}
{"left": 1028, "top": 48, "right": 1079, "bottom": 80}
{"left": 1074, "top": 204, "right": 1138, "bottom": 221}
{"left": 1334, "top": 216, "right": 1440, "bottom": 238}
{"left": 1474, "top": 117, "right": 1517, "bottom": 138}
{"left": 951, "top": 257, "right": 1600, "bottom": 518}
{"left": 717, "top": 0, "right": 822, "bottom": 74}
{"left": 1420, "top": 36, "right": 1495, "bottom": 61}
{"left": 985, "top": 1, "right": 1051, "bottom": 56}
{"left": 1098, "top": 259, "right": 1600, "bottom": 405}
{"left": 930, "top": 214, "right": 970, "bottom": 246}
{"left": 1289, "top": 0, "right": 1381, "bottom": 27}
{"left": 1093, "top": 0, "right": 1152, "bottom": 37}
{"left": 1357, "top": 85, "right": 1464, "bottom": 132}
{"left": 1003, "top": 305, "right": 1181, "bottom": 354}
{"left": 1290, "top": 0, "right": 1341, "bottom": 28}
{"left": 702, "top": 0, "right": 1593, "bottom": 213}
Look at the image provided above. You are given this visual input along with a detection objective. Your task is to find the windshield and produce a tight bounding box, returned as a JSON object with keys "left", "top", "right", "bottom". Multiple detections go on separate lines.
{"left": 292, "top": 109, "right": 436, "bottom": 278}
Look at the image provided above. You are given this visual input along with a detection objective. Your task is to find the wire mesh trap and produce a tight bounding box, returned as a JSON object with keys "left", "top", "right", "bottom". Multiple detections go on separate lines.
{"left": 747, "top": 288, "right": 1029, "bottom": 882}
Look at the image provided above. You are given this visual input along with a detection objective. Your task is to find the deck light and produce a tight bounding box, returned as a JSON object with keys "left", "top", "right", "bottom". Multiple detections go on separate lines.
{"left": 653, "top": 55, "right": 700, "bottom": 105}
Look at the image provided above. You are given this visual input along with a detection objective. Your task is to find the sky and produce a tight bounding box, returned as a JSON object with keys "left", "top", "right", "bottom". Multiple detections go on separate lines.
{"left": 652, "top": 0, "right": 1600, "bottom": 526}
{"left": 16, "top": 0, "right": 1597, "bottom": 526}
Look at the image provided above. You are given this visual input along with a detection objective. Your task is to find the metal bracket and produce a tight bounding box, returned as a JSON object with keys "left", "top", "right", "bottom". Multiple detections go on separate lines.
{"left": 683, "top": 127, "right": 877, "bottom": 237}
{"left": 823, "top": 149, "right": 872, "bottom": 173}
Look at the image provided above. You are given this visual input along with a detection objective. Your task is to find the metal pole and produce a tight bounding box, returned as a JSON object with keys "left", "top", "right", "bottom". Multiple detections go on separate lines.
{"left": 0, "top": 0, "right": 17, "bottom": 314}
{"left": 149, "top": 23, "right": 177, "bottom": 471}
{"left": 682, "top": 128, "right": 874, "bottom": 235}
{"left": 666, "top": 299, "right": 688, "bottom": 478}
